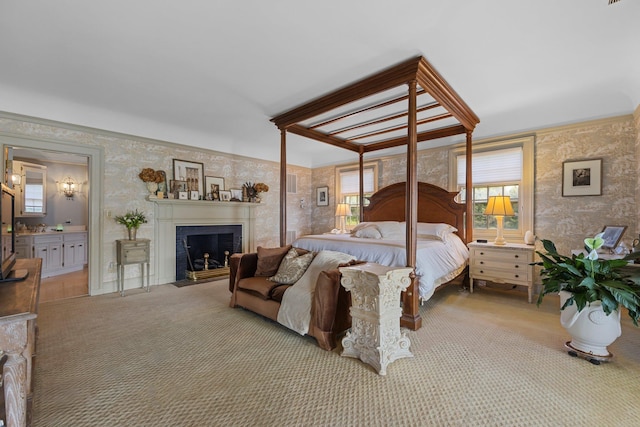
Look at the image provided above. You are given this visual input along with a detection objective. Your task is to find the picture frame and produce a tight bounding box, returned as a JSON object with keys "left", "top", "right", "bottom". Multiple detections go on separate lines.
{"left": 189, "top": 190, "right": 199, "bottom": 200}
{"left": 205, "top": 176, "right": 225, "bottom": 200}
{"left": 600, "top": 225, "right": 627, "bottom": 250}
{"left": 230, "top": 188, "right": 243, "bottom": 201}
{"left": 219, "top": 190, "right": 231, "bottom": 202}
{"left": 178, "top": 191, "right": 188, "bottom": 200}
{"left": 562, "top": 158, "right": 602, "bottom": 197}
{"left": 173, "top": 159, "right": 204, "bottom": 196}
{"left": 316, "top": 186, "right": 329, "bottom": 206}
{"left": 170, "top": 180, "right": 187, "bottom": 194}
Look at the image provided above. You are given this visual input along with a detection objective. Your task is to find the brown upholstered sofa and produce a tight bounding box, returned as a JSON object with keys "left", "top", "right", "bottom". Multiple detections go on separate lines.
{"left": 229, "top": 246, "right": 361, "bottom": 350}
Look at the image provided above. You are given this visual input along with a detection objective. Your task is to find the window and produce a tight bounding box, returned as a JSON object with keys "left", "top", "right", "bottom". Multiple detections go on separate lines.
{"left": 449, "top": 136, "right": 534, "bottom": 241}
{"left": 335, "top": 162, "right": 378, "bottom": 228}
{"left": 24, "top": 183, "right": 44, "bottom": 213}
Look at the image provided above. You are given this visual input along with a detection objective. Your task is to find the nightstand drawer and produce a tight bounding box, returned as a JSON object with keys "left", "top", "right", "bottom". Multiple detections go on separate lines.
{"left": 470, "top": 265, "right": 531, "bottom": 284}
{"left": 470, "top": 248, "right": 531, "bottom": 262}
{"left": 470, "top": 257, "right": 531, "bottom": 271}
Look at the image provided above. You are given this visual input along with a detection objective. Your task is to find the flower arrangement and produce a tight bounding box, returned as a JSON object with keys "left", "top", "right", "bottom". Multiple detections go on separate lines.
{"left": 138, "top": 168, "right": 163, "bottom": 183}
{"left": 114, "top": 209, "right": 147, "bottom": 230}
{"left": 254, "top": 182, "right": 269, "bottom": 193}
{"left": 534, "top": 232, "right": 640, "bottom": 325}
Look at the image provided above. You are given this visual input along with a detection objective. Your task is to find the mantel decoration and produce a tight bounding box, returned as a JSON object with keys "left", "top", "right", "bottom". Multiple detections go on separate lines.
{"left": 534, "top": 233, "right": 640, "bottom": 363}
{"left": 115, "top": 209, "right": 147, "bottom": 240}
{"left": 242, "top": 182, "right": 269, "bottom": 202}
{"left": 139, "top": 168, "right": 164, "bottom": 197}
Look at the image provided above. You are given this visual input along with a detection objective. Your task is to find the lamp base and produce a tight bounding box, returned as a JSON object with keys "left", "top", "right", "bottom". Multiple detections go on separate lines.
{"left": 494, "top": 215, "right": 507, "bottom": 245}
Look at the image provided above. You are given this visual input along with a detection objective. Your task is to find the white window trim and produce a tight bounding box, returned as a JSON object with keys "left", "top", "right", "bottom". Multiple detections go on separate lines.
{"left": 449, "top": 136, "right": 534, "bottom": 242}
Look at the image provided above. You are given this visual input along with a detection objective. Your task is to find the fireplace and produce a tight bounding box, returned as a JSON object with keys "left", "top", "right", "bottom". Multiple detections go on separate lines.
{"left": 175, "top": 225, "right": 242, "bottom": 280}
{"left": 150, "top": 199, "right": 259, "bottom": 285}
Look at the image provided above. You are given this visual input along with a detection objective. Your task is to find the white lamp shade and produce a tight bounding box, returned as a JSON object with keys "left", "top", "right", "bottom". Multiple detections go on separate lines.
{"left": 335, "top": 203, "right": 351, "bottom": 217}
{"left": 484, "top": 196, "right": 514, "bottom": 216}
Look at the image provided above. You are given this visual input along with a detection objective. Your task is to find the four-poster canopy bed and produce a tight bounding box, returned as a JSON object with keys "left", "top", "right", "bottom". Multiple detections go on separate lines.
{"left": 270, "top": 56, "right": 479, "bottom": 330}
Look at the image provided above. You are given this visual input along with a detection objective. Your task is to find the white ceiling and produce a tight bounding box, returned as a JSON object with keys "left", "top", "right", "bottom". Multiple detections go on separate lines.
{"left": 1, "top": 0, "right": 638, "bottom": 168}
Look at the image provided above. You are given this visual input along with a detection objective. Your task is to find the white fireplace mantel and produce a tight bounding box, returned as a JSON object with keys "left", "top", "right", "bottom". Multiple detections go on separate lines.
{"left": 150, "top": 198, "right": 261, "bottom": 284}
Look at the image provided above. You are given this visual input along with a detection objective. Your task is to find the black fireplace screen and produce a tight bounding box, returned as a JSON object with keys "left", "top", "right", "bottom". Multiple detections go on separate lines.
{"left": 175, "top": 225, "right": 242, "bottom": 280}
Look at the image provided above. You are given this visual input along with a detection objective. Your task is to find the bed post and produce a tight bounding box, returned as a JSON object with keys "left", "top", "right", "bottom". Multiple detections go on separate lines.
{"left": 358, "top": 149, "right": 364, "bottom": 222}
{"left": 402, "top": 79, "right": 422, "bottom": 331}
{"left": 280, "top": 128, "right": 287, "bottom": 247}
{"left": 465, "top": 130, "right": 473, "bottom": 243}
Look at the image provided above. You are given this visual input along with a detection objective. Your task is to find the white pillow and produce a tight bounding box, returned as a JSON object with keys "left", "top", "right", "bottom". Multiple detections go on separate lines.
{"left": 416, "top": 222, "right": 458, "bottom": 241}
{"left": 354, "top": 225, "right": 382, "bottom": 239}
{"left": 373, "top": 221, "right": 405, "bottom": 240}
{"left": 350, "top": 222, "right": 372, "bottom": 234}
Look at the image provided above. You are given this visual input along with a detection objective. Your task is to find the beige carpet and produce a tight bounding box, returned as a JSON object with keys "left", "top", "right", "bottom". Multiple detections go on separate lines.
{"left": 33, "top": 280, "right": 640, "bottom": 426}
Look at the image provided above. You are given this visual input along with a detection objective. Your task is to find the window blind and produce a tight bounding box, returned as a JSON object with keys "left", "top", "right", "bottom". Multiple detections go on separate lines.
{"left": 457, "top": 147, "right": 522, "bottom": 185}
{"left": 340, "top": 168, "right": 375, "bottom": 194}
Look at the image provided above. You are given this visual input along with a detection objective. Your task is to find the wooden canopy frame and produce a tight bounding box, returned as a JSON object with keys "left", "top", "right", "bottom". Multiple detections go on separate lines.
{"left": 271, "top": 56, "right": 479, "bottom": 330}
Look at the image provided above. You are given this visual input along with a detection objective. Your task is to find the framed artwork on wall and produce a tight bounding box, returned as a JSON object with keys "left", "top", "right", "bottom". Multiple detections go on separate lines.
{"left": 316, "top": 186, "right": 328, "bottom": 206}
{"left": 562, "top": 158, "right": 602, "bottom": 197}
{"left": 173, "top": 159, "right": 204, "bottom": 196}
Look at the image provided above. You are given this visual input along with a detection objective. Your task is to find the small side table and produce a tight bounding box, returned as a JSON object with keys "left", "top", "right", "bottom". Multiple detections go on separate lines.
{"left": 339, "top": 263, "right": 413, "bottom": 375}
{"left": 116, "top": 239, "right": 150, "bottom": 296}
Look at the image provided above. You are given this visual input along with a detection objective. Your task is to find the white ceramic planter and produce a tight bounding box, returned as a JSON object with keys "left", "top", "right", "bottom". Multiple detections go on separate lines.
{"left": 559, "top": 291, "right": 621, "bottom": 358}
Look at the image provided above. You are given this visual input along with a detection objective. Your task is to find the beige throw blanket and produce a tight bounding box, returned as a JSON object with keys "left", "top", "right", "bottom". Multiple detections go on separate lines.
{"left": 277, "top": 250, "right": 356, "bottom": 335}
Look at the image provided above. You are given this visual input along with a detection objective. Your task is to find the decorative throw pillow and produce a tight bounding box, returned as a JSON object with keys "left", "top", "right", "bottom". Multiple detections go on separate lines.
{"left": 255, "top": 245, "right": 292, "bottom": 277}
{"left": 269, "top": 248, "right": 315, "bottom": 285}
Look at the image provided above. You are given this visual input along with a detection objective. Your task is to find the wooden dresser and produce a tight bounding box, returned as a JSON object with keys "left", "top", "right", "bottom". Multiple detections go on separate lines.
{"left": 0, "top": 258, "right": 42, "bottom": 427}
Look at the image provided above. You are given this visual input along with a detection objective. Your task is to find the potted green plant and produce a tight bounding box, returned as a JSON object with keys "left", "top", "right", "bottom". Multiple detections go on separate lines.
{"left": 535, "top": 233, "right": 640, "bottom": 362}
{"left": 114, "top": 209, "right": 147, "bottom": 240}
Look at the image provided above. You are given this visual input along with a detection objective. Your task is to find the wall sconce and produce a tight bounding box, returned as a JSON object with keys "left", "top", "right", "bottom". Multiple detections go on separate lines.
{"left": 58, "top": 176, "right": 77, "bottom": 200}
{"left": 484, "top": 196, "right": 515, "bottom": 245}
{"left": 335, "top": 203, "right": 351, "bottom": 234}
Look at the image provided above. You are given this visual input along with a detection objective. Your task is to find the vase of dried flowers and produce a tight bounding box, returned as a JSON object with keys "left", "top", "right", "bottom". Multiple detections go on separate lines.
{"left": 254, "top": 182, "right": 269, "bottom": 203}
{"left": 139, "top": 168, "right": 164, "bottom": 197}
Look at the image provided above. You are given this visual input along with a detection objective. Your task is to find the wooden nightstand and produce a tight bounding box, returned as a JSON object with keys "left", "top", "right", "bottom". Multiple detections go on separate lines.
{"left": 468, "top": 241, "right": 535, "bottom": 303}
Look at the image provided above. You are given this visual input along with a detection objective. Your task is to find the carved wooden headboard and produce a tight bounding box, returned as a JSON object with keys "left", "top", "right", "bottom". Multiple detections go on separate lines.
{"left": 363, "top": 182, "right": 467, "bottom": 242}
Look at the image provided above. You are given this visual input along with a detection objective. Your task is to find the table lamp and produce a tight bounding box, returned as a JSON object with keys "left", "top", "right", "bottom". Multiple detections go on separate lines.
{"left": 484, "top": 196, "right": 514, "bottom": 245}
{"left": 335, "top": 203, "right": 351, "bottom": 234}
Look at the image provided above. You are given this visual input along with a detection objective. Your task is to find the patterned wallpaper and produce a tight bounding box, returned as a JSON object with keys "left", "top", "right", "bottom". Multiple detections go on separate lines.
{"left": 311, "top": 115, "right": 638, "bottom": 259}
{"left": 0, "top": 114, "right": 312, "bottom": 288}
{"left": 1, "top": 111, "right": 638, "bottom": 290}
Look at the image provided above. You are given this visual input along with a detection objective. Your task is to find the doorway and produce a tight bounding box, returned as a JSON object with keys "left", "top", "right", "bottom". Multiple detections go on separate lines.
{"left": 1, "top": 136, "right": 104, "bottom": 298}
{"left": 11, "top": 147, "right": 89, "bottom": 300}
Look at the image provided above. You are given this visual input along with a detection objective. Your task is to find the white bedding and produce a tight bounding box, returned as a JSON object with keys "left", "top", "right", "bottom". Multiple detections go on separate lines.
{"left": 292, "top": 233, "right": 469, "bottom": 301}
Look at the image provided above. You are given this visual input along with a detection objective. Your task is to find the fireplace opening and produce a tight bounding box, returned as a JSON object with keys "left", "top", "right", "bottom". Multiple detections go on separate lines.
{"left": 175, "top": 225, "right": 242, "bottom": 280}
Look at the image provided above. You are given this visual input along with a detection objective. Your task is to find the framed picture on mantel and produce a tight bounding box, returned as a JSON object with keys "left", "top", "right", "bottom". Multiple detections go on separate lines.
{"left": 173, "top": 159, "right": 204, "bottom": 197}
